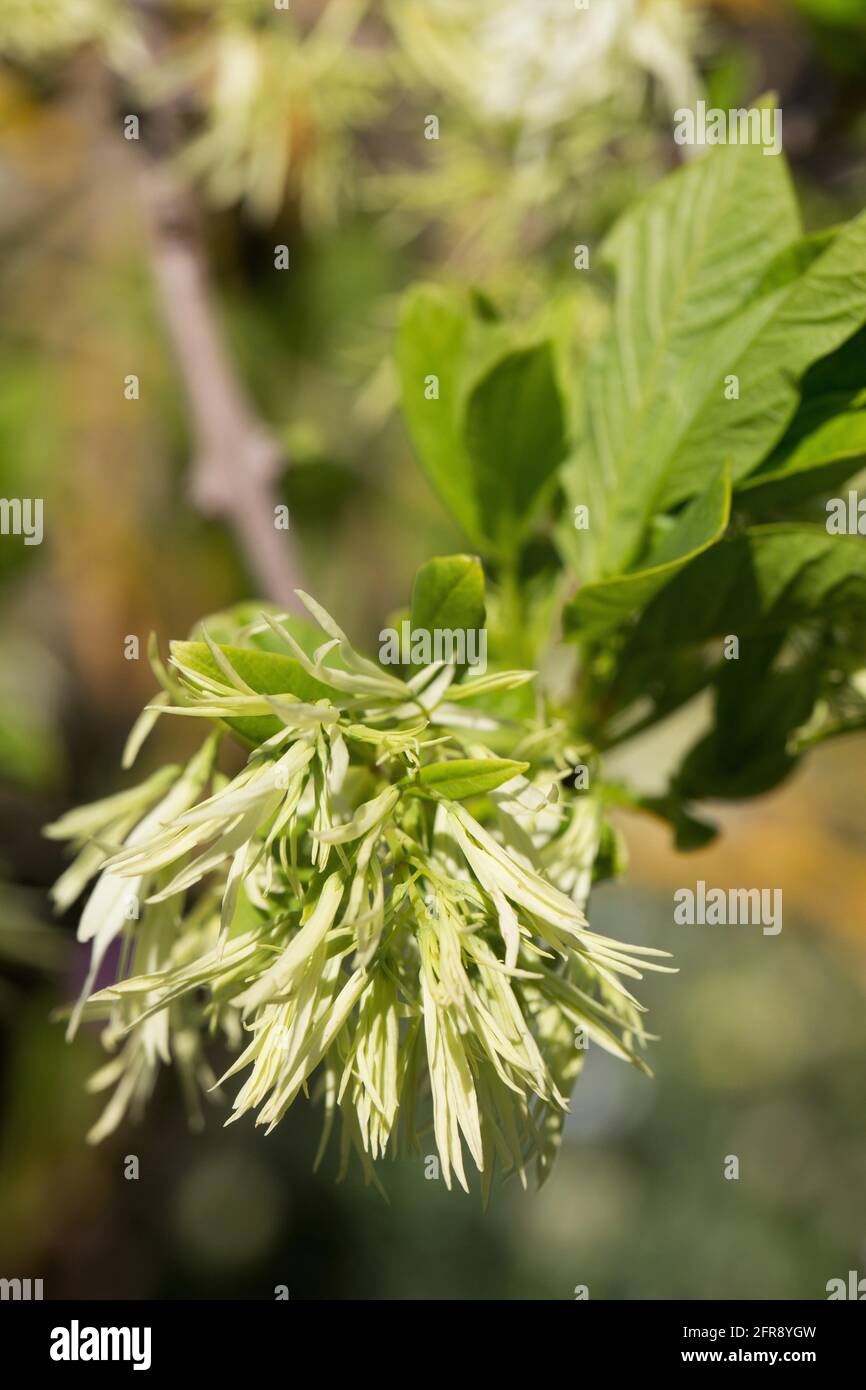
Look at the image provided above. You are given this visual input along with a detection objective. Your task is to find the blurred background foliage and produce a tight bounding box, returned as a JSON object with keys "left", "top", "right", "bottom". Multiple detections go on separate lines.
{"left": 0, "top": 0, "right": 864, "bottom": 1298}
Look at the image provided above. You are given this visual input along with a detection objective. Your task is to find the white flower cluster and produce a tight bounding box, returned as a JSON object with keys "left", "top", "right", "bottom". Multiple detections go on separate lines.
{"left": 47, "top": 593, "right": 670, "bottom": 1193}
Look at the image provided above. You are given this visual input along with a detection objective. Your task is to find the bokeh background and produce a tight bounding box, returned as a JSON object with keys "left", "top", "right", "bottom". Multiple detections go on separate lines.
{"left": 0, "top": 0, "right": 864, "bottom": 1299}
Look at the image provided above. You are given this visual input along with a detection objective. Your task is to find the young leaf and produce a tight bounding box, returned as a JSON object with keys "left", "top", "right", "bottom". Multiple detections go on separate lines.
{"left": 410, "top": 554, "right": 485, "bottom": 636}
{"left": 415, "top": 758, "right": 528, "bottom": 801}
{"left": 171, "top": 641, "right": 337, "bottom": 744}
{"left": 189, "top": 604, "right": 326, "bottom": 658}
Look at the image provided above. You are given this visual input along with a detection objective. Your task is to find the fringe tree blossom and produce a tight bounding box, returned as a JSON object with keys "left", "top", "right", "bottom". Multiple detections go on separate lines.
{"left": 47, "top": 593, "right": 672, "bottom": 1195}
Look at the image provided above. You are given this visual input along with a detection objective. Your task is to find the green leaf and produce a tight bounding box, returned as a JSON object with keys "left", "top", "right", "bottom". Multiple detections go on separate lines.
{"left": 396, "top": 285, "right": 505, "bottom": 549}
{"left": 745, "top": 225, "right": 837, "bottom": 300}
{"left": 565, "top": 464, "right": 731, "bottom": 637}
{"left": 674, "top": 638, "right": 820, "bottom": 799}
{"left": 737, "top": 410, "right": 866, "bottom": 510}
{"left": 561, "top": 132, "right": 800, "bottom": 581}
{"left": 636, "top": 796, "right": 719, "bottom": 852}
{"left": 464, "top": 344, "right": 567, "bottom": 550}
{"left": 414, "top": 758, "right": 528, "bottom": 801}
{"left": 632, "top": 525, "right": 866, "bottom": 646}
{"left": 410, "top": 554, "right": 485, "bottom": 637}
{"left": 661, "top": 207, "right": 866, "bottom": 508}
{"left": 171, "top": 640, "right": 337, "bottom": 745}
{"left": 736, "top": 327, "right": 866, "bottom": 509}
{"left": 190, "top": 604, "right": 326, "bottom": 659}
{"left": 775, "top": 320, "right": 866, "bottom": 426}
{"left": 396, "top": 286, "right": 566, "bottom": 555}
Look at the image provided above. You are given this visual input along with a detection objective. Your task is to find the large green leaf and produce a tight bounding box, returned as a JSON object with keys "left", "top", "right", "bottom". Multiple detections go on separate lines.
{"left": 171, "top": 641, "right": 338, "bottom": 745}
{"left": 743, "top": 225, "right": 837, "bottom": 301}
{"left": 660, "top": 207, "right": 866, "bottom": 509}
{"left": 565, "top": 464, "right": 731, "bottom": 637}
{"left": 632, "top": 525, "right": 866, "bottom": 646}
{"left": 561, "top": 134, "right": 800, "bottom": 581}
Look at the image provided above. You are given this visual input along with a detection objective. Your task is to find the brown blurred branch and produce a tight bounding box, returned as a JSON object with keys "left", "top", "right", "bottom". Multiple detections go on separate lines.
{"left": 129, "top": 0, "right": 303, "bottom": 610}
{"left": 141, "top": 170, "right": 303, "bottom": 609}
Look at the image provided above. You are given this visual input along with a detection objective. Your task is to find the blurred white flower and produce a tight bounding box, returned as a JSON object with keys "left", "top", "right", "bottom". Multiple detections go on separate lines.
{"left": 392, "top": 0, "right": 701, "bottom": 136}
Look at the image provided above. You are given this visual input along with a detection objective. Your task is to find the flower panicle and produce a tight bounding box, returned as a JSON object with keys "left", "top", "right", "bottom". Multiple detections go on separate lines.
{"left": 47, "top": 593, "right": 671, "bottom": 1191}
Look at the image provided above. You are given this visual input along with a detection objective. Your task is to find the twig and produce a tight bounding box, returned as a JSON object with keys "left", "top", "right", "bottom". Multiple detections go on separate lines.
{"left": 129, "top": 0, "right": 304, "bottom": 610}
